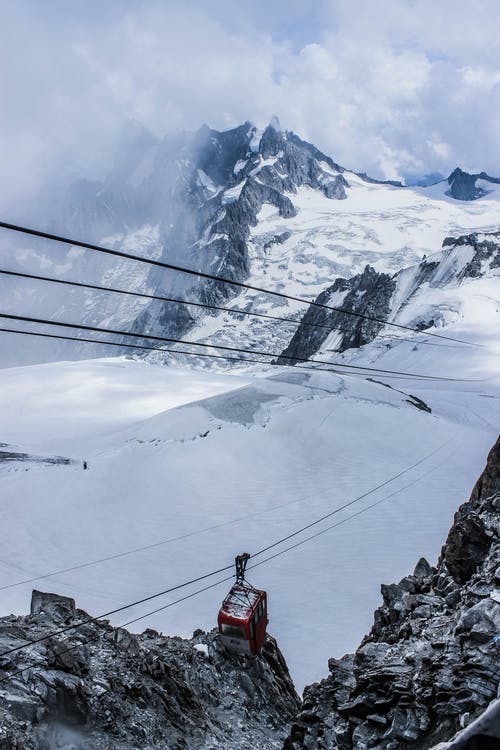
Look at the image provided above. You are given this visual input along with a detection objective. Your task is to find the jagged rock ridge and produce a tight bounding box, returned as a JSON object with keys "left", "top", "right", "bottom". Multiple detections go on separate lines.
{"left": 278, "top": 231, "right": 500, "bottom": 362}
{"left": 446, "top": 167, "right": 500, "bottom": 201}
{"left": 51, "top": 121, "right": 351, "bottom": 331}
{"left": 283, "top": 437, "right": 500, "bottom": 750}
{"left": 0, "top": 591, "right": 299, "bottom": 749}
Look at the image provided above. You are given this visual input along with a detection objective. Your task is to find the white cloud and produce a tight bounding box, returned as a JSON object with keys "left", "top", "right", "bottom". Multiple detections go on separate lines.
{"left": 1, "top": 0, "right": 500, "bottom": 212}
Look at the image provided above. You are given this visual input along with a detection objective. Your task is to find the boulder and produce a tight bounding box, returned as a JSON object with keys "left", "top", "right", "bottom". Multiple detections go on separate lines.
{"left": 30, "top": 590, "right": 75, "bottom": 622}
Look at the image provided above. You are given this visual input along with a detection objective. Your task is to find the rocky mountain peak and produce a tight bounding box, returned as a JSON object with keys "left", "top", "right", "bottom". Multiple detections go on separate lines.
{"left": 261, "top": 121, "right": 286, "bottom": 159}
{"left": 446, "top": 166, "right": 500, "bottom": 201}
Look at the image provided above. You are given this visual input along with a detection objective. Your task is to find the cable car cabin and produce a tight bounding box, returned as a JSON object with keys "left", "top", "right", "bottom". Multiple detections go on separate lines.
{"left": 218, "top": 582, "right": 268, "bottom": 656}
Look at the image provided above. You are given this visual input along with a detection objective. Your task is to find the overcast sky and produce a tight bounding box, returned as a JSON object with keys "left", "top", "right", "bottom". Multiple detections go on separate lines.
{"left": 1, "top": 0, "right": 500, "bottom": 208}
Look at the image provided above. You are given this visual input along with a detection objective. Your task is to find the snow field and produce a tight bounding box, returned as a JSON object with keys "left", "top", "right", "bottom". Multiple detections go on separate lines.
{"left": 0, "top": 346, "right": 498, "bottom": 690}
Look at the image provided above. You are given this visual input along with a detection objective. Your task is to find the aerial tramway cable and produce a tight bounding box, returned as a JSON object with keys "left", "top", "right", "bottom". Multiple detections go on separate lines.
{"left": 0, "top": 326, "right": 469, "bottom": 383}
{"left": 0, "top": 220, "right": 480, "bottom": 346}
{"left": 0, "top": 326, "right": 344, "bottom": 373}
{"left": 0, "top": 574, "right": 236, "bottom": 685}
{"left": 0, "top": 268, "right": 346, "bottom": 340}
{"left": 249, "top": 440, "right": 451, "bottom": 560}
{"left": 0, "top": 416, "right": 453, "bottom": 595}
{"left": 0, "top": 313, "right": 477, "bottom": 382}
{"left": 248, "top": 451, "right": 452, "bottom": 574}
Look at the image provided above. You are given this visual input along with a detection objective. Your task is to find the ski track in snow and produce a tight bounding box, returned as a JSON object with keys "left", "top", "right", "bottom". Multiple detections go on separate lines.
{"left": 0, "top": 313, "right": 498, "bottom": 691}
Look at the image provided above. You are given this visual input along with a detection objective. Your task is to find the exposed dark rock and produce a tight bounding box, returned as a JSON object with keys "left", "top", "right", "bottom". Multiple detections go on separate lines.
{"left": 446, "top": 167, "right": 500, "bottom": 201}
{"left": 0, "top": 593, "right": 299, "bottom": 749}
{"left": 278, "top": 232, "right": 500, "bottom": 362}
{"left": 322, "top": 174, "right": 349, "bottom": 199}
{"left": 283, "top": 436, "right": 500, "bottom": 749}
{"left": 445, "top": 699, "right": 500, "bottom": 749}
{"left": 277, "top": 265, "right": 396, "bottom": 363}
{"left": 0, "top": 448, "right": 74, "bottom": 468}
{"left": 264, "top": 231, "right": 292, "bottom": 249}
{"left": 31, "top": 591, "right": 75, "bottom": 622}
{"left": 441, "top": 232, "right": 500, "bottom": 277}
{"left": 355, "top": 171, "right": 403, "bottom": 187}
{"left": 443, "top": 514, "right": 492, "bottom": 584}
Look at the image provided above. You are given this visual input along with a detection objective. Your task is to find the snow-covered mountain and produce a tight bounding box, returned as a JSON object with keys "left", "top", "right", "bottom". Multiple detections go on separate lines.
{"left": 1, "top": 120, "right": 500, "bottom": 368}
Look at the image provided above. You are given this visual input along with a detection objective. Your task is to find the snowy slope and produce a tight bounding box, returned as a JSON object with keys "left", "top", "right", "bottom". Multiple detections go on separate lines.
{"left": 0, "top": 325, "right": 498, "bottom": 690}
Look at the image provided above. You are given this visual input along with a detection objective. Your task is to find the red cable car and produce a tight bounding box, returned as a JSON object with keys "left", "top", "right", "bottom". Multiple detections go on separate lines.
{"left": 217, "top": 553, "right": 268, "bottom": 656}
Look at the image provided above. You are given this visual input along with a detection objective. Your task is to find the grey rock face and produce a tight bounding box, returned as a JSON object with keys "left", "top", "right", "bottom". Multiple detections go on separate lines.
{"left": 445, "top": 698, "right": 500, "bottom": 749}
{"left": 446, "top": 167, "right": 500, "bottom": 201}
{"left": 277, "top": 265, "right": 396, "bottom": 363}
{"left": 283, "top": 436, "right": 500, "bottom": 749}
{"left": 322, "top": 174, "right": 349, "bottom": 199}
{"left": 278, "top": 232, "right": 500, "bottom": 362}
{"left": 30, "top": 590, "right": 76, "bottom": 622}
{"left": 442, "top": 232, "right": 500, "bottom": 276}
{"left": 0, "top": 594, "right": 299, "bottom": 749}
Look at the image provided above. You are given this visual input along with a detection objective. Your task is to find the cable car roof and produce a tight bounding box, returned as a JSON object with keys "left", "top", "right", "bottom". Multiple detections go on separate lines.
{"left": 220, "top": 583, "right": 265, "bottom": 621}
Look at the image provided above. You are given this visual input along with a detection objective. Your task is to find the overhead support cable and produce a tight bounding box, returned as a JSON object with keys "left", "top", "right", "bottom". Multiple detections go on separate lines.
{"left": 248, "top": 461, "right": 444, "bottom": 574}
{"left": 0, "top": 221, "right": 480, "bottom": 346}
{"left": 250, "top": 440, "right": 450, "bottom": 560}
{"left": 0, "top": 313, "right": 475, "bottom": 381}
{"left": 0, "top": 575, "right": 235, "bottom": 685}
{"left": 0, "top": 564, "right": 235, "bottom": 659}
{"left": 0, "top": 326, "right": 342, "bottom": 372}
{"left": 0, "top": 268, "right": 344, "bottom": 339}
{"left": 0, "top": 328, "right": 453, "bottom": 384}
{"left": 0, "top": 438, "right": 450, "bottom": 594}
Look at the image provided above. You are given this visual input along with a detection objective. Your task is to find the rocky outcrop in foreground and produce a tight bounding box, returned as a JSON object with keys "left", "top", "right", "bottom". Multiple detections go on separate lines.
{"left": 284, "top": 437, "right": 500, "bottom": 750}
{"left": 0, "top": 592, "right": 299, "bottom": 749}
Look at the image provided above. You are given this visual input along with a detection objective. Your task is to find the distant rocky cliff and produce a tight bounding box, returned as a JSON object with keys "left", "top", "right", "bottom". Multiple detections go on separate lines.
{"left": 0, "top": 592, "right": 299, "bottom": 749}
{"left": 278, "top": 231, "right": 500, "bottom": 362}
{"left": 446, "top": 168, "right": 500, "bottom": 201}
{"left": 283, "top": 436, "right": 500, "bottom": 750}
{"left": 277, "top": 265, "right": 396, "bottom": 363}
